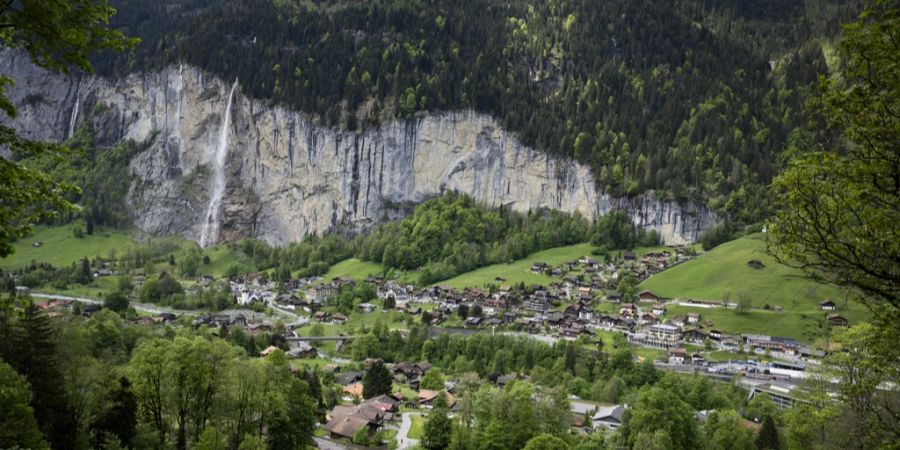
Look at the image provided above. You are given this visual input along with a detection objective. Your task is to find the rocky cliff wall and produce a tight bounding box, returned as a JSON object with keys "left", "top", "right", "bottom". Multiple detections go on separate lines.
{"left": 2, "top": 52, "right": 716, "bottom": 246}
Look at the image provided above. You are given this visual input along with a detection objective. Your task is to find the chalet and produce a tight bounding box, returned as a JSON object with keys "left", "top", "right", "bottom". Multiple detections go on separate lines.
{"left": 619, "top": 304, "right": 636, "bottom": 317}
{"left": 638, "top": 290, "right": 661, "bottom": 302}
{"left": 531, "top": 262, "right": 549, "bottom": 274}
{"left": 826, "top": 314, "right": 849, "bottom": 327}
{"left": 336, "top": 371, "right": 364, "bottom": 386}
{"left": 683, "top": 328, "right": 709, "bottom": 345}
{"left": 358, "top": 302, "right": 376, "bottom": 313}
{"left": 640, "top": 312, "right": 658, "bottom": 325}
{"left": 485, "top": 317, "right": 502, "bottom": 327}
{"left": 465, "top": 316, "right": 483, "bottom": 328}
{"left": 691, "top": 352, "right": 706, "bottom": 365}
{"left": 331, "top": 313, "right": 349, "bottom": 324}
{"left": 652, "top": 303, "right": 667, "bottom": 315}
{"left": 313, "top": 311, "right": 331, "bottom": 322}
{"left": 546, "top": 313, "right": 564, "bottom": 328}
{"left": 592, "top": 404, "right": 626, "bottom": 430}
{"left": 623, "top": 251, "right": 636, "bottom": 261}
{"left": 668, "top": 348, "right": 687, "bottom": 365}
{"left": 606, "top": 292, "right": 622, "bottom": 303}
{"left": 819, "top": 300, "right": 837, "bottom": 311}
{"left": 260, "top": 346, "right": 279, "bottom": 357}
{"left": 669, "top": 315, "right": 687, "bottom": 327}
{"left": 504, "top": 312, "right": 517, "bottom": 323}
{"left": 342, "top": 383, "right": 364, "bottom": 400}
{"left": 418, "top": 390, "right": 456, "bottom": 409}
{"left": 324, "top": 402, "right": 385, "bottom": 439}
{"left": 246, "top": 320, "right": 274, "bottom": 334}
{"left": 687, "top": 313, "right": 700, "bottom": 324}
{"left": 286, "top": 341, "right": 318, "bottom": 359}
{"left": 393, "top": 362, "right": 432, "bottom": 381}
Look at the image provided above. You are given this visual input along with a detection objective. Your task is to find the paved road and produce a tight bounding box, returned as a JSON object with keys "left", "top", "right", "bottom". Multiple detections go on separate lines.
{"left": 396, "top": 412, "right": 420, "bottom": 450}
{"left": 31, "top": 293, "right": 201, "bottom": 316}
{"left": 313, "top": 437, "right": 348, "bottom": 450}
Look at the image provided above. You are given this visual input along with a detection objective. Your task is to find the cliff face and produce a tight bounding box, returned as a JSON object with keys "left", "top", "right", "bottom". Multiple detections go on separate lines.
{"left": 2, "top": 53, "right": 715, "bottom": 246}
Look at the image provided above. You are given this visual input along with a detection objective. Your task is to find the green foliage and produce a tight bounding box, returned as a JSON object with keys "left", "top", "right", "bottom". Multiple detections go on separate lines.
{"left": 523, "top": 433, "right": 570, "bottom": 450}
{"left": 420, "top": 368, "right": 445, "bottom": 390}
{"left": 138, "top": 272, "right": 184, "bottom": 303}
{"left": 698, "top": 222, "right": 735, "bottom": 251}
{"left": 744, "top": 394, "right": 778, "bottom": 423}
{"left": 622, "top": 386, "right": 701, "bottom": 450}
{"left": 768, "top": 0, "right": 900, "bottom": 309}
{"left": 0, "top": 301, "right": 77, "bottom": 449}
{"left": 0, "top": 360, "right": 48, "bottom": 450}
{"left": 702, "top": 410, "right": 756, "bottom": 450}
{"left": 103, "top": 290, "right": 129, "bottom": 313}
{"left": 422, "top": 395, "right": 452, "bottom": 450}
{"left": 359, "top": 191, "right": 590, "bottom": 284}
{"left": 756, "top": 415, "right": 780, "bottom": 450}
{"left": 590, "top": 210, "right": 659, "bottom": 249}
{"left": 362, "top": 360, "right": 393, "bottom": 399}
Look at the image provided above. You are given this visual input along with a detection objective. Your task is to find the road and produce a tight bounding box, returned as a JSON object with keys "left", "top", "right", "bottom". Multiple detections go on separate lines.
{"left": 31, "top": 293, "right": 201, "bottom": 316}
{"left": 396, "top": 412, "right": 420, "bottom": 450}
{"left": 312, "top": 437, "right": 348, "bottom": 450}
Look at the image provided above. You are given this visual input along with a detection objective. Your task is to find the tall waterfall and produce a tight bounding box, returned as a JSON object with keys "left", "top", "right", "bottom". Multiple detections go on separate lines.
{"left": 68, "top": 97, "right": 79, "bottom": 138}
{"left": 199, "top": 80, "right": 238, "bottom": 247}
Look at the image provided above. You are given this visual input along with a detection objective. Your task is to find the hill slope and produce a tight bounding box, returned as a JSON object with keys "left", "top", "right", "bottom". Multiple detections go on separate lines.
{"left": 640, "top": 233, "right": 869, "bottom": 340}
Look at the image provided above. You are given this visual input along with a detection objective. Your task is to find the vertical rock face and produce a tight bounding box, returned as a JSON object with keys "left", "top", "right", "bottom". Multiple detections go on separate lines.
{"left": 2, "top": 52, "right": 716, "bottom": 246}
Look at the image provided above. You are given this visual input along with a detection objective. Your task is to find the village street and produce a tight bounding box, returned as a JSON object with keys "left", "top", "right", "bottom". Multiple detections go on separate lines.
{"left": 395, "top": 412, "right": 420, "bottom": 450}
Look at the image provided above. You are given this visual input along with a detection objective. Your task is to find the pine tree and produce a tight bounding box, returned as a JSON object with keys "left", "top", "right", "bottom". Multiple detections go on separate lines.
{"left": 362, "top": 360, "right": 392, "bottom": 399}
{"left": 12, "top": 301, "right": 77, "bottom": 450}
{"left": 756, "top": 415, "right": 780, "bottom": 450}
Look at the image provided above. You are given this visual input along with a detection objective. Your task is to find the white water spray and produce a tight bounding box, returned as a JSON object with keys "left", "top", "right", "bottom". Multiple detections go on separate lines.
{"left": 199, "top": 80, "right": 238, "bottom": 247}
{"left": 68, "top": 97, "right": 79, "bottom": 138}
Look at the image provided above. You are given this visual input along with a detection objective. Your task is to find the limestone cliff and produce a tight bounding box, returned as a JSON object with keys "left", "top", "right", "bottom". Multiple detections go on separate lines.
{"left": 2, "top": 52, "right": 715, "bottom": 246}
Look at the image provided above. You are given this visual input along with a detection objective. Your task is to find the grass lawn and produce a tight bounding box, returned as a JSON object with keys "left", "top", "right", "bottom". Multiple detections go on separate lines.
{"left": 641, "top": 233, "right": 868, "bottom": 340}
{"left": 321, "top": 258, "right": 385, "bottom": 281}
{"left": 407, "top": 414, "right": 426, "bottom": 440}
{"left": 1, "top": 225, "right": 135, "bottom": 270}
{"left": 196, "top": 244, "right": 256, "bottom": 278}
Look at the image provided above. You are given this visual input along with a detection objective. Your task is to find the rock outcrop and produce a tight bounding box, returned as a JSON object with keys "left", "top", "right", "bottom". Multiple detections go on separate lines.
{"left": 2, "top": 52, "right": 715, "bottom": 246}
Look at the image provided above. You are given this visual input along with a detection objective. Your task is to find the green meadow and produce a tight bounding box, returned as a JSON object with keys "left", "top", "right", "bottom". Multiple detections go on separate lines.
{"left": 641, "top": 233, "right": 869, "bottom": 340}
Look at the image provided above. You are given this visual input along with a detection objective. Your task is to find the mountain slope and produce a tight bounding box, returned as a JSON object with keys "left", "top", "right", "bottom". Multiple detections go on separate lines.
{"left": 96, "top": 0, "right": 857, "bottom": 213}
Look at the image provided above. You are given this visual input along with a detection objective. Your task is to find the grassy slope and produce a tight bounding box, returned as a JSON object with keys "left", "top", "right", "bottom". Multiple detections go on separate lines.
{"left": 1, "top": 225, "right": 134, "bottom": 270}
{"left": 435, "top": 243, "right": 596, "bottom": 289}
{"left": 640, "top": 233, "right": 868, "bottom": 341}
{"left": 322, "top": 258, "right": 384, "bottom": 280}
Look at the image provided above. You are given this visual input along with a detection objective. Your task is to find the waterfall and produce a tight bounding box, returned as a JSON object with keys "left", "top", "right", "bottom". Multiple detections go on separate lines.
{"left": 68, "top": 97, "right": 79, "bottom": 138}
{"left": 199, "top": 80, "right": 238, "bottom": 247}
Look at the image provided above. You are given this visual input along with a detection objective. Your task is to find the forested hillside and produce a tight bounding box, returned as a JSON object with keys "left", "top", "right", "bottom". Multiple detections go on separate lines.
{"left": 94, "top": 0, "right": 859, "bottom": 221}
